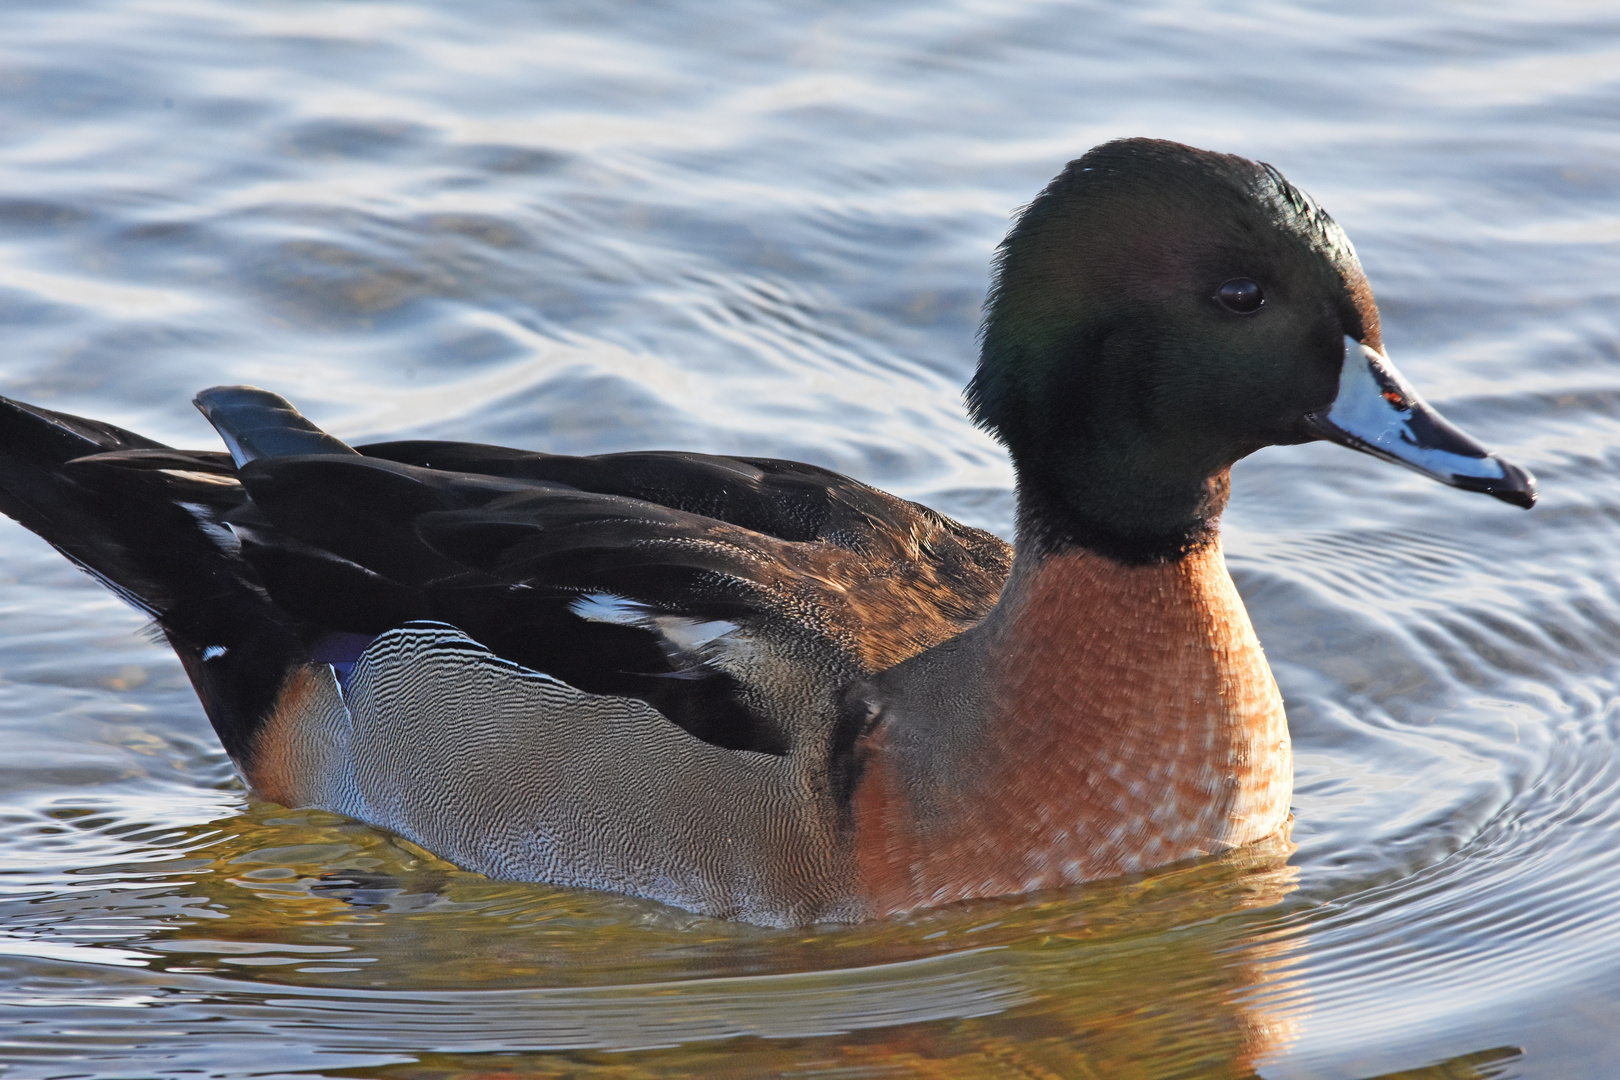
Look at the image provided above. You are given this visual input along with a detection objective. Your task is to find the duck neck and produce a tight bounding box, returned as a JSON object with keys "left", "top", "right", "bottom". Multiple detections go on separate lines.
{"left": 852, "top": 532, "right": 1291, "bottom": 915}
{"left": 1014, "top": 461, "right": 1234, "bottom": 565}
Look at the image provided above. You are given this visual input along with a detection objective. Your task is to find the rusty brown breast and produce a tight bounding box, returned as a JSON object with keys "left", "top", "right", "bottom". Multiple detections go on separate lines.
{"left": 853, "top": 539, "right": 1291, "bottom": 915}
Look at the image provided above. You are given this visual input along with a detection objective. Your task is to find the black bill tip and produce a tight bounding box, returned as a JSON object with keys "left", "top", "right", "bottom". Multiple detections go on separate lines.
{"left": 1450, "top": 458, "right": 1538, "bottom": 510}
{"left": 1308, "top": 338, "right": 1539, "bottom": 511}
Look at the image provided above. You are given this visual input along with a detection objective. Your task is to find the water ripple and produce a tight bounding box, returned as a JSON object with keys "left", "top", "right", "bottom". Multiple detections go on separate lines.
{"left": 0, "top": 1, "right": 1617, "bottom": 1077}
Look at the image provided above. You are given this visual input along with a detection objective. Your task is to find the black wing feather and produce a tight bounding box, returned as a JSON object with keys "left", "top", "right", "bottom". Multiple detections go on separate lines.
{"left": 0, "top": 398, "right": 308, "bottom": 763}
{"left": 0, "top": 391, "right": 1009, "bottom": 764}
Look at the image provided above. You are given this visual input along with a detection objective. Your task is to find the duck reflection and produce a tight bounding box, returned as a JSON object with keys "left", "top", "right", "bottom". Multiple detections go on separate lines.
{"left": 132, "top": 805, "right": 1314, "bottom": 1078}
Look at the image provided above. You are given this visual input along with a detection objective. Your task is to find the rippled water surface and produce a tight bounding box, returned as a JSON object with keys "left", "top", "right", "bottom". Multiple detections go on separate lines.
{"left": 0, "top": 1, "right": 1617, "bottom": 1076}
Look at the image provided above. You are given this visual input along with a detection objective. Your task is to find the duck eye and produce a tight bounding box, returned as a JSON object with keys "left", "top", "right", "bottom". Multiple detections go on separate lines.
{"left": 1216, "top": 278, "right": 1265, "bottom": 314}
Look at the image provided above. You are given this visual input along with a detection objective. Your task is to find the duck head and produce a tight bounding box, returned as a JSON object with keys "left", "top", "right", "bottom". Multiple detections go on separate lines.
{"left": 968, "top": 138, "right": 1535, "bottom": 563}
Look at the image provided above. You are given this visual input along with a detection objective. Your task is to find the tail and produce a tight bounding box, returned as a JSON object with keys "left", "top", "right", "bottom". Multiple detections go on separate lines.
{"left": 0, "top": 392, "right": 333, "bottom": 769}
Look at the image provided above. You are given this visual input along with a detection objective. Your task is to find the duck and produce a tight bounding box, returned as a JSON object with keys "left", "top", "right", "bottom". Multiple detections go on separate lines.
{"left": 0, "top": 139, "right": 1536, "bottom": 926}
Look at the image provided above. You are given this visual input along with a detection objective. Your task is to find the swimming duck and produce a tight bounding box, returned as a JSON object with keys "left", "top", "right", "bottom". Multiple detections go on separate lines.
{"left": 0, "top": 139, "right": 1534, "bottom": 926}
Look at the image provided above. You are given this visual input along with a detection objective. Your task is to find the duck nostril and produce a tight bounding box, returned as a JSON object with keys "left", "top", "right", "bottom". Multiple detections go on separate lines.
{"left": 1216, "top": 278, "right": 1265, "bottom": 314}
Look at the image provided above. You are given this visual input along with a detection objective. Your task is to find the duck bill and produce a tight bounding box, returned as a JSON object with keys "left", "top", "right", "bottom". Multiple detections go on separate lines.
{"left": 1303, "top": 337, "right": 1537, "bottom": 509}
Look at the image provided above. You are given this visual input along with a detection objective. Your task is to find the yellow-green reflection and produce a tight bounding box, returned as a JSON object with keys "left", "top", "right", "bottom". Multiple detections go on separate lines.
{"left": 69, "top": 802, "right": 1314, "bottom": 1078}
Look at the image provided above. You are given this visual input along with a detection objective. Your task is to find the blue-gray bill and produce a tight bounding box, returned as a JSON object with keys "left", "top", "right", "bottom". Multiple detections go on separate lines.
{"left": 1304, "top": 337, "right": 1537, "bottom": 509}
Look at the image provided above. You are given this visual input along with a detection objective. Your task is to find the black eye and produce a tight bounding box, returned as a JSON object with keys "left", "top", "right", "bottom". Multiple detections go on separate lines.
{"left": 1216, "top": 278, "right": 1265, "bottom": 314}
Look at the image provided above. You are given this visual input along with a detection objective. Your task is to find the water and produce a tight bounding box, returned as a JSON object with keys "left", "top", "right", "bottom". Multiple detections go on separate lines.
{"left": 0, "top": 1, "right": 1615, "bottom": 1076}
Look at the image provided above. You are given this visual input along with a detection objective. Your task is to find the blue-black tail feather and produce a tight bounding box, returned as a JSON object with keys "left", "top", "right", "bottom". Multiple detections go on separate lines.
{"left": 0, "top": 395, "right": 308, "bottom": 767}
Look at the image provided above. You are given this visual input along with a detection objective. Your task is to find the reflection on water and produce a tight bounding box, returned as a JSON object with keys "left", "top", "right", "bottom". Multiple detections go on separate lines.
{"left": 3, "top": 801, "right": 1307, "bottom": 1077}
{"left": 0, "top": 0, "right": 1618, "bottom": 1077}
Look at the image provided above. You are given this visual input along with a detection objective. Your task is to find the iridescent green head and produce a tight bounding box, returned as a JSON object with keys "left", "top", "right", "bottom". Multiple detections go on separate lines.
{"left": 969, "top": 139, "right": 1532, "bottom": 562}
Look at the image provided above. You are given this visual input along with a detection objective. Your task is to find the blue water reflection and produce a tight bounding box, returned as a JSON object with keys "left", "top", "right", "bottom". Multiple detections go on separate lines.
{"left": 0, "top": 1, "right": 1617, "bottom": 1077}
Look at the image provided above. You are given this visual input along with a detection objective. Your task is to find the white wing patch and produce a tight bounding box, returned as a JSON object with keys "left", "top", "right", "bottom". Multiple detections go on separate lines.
{"left": 568, "top": 592, "right": 653, "bottom": 626}
{"left": 569, "top": 593, "right": 741, "bottom": 666}
{"left": 176, "top": 501, "right": 242, "bottom": 556}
